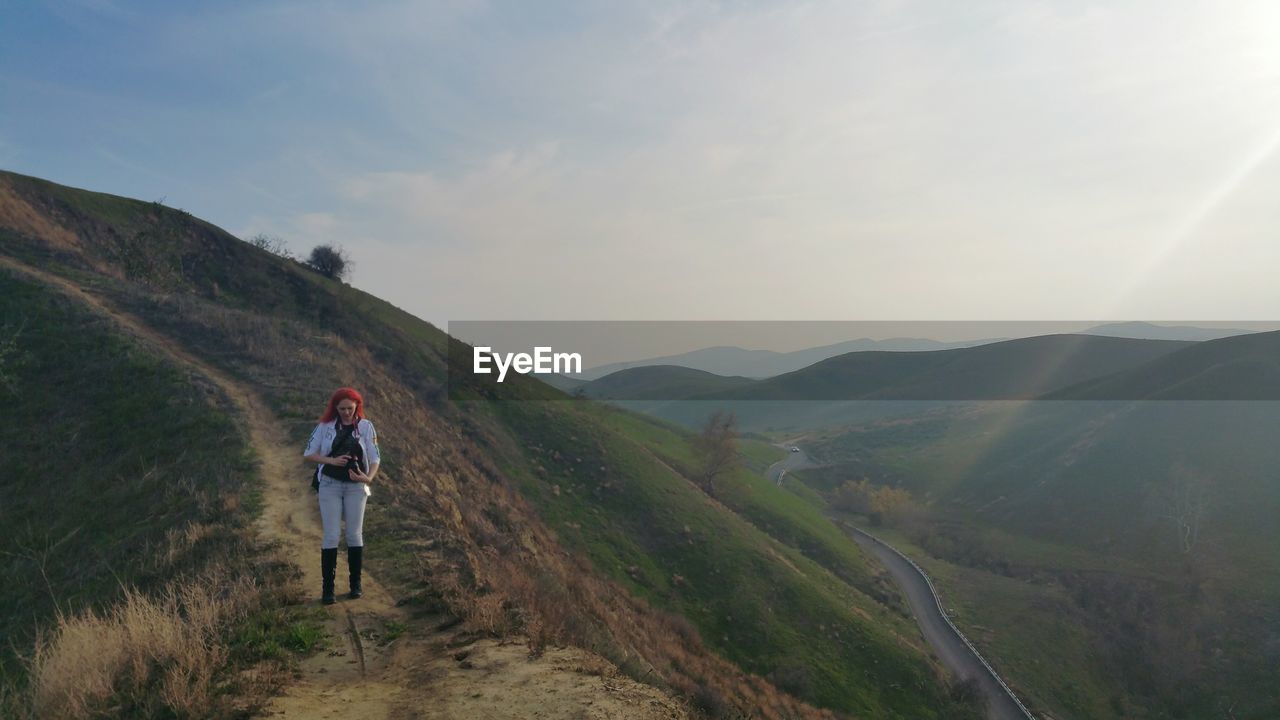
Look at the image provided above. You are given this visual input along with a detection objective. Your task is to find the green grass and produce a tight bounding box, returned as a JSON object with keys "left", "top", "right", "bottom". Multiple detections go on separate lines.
{"left": 807, "top": 400, "right": 1280, "bottom": 720}
{"left": 0, "top": 266, "right": 325, "bottom": 718}
{"left": 234, "top": 606, "right": 329, "bottom": 661}
{"left": 483, "top": 398, "right": 977, "bottom": 719}
{"left": 859, "top": 523, "right": 1129, "bottom": 719}
{"left": 777, "top": 473, "right": 830, "bottom": 511}
{"left": 599, "top": 408, "right": 881, "bottom": 592}
{"left": 0, "top": 270, "right": 258, "bottom": 676}
{"left": 735, "top": 437, "right": 788, "bottom": 472}
{"left": 380, "top": 620, "right": 408, "bottom": 644}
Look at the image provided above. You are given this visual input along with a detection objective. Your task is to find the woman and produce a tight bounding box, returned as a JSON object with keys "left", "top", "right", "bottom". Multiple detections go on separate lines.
{"left": 303, "top": 387, "right": 381, "bottom": 604}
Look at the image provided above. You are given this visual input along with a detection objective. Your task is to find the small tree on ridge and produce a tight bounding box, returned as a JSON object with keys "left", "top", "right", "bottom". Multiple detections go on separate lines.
{"left": 307, "top": 244, "right": 352, "bottom": 280}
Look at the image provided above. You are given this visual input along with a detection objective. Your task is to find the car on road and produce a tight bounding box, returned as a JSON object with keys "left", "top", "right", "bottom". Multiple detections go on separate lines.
{"left": 790, "top": 446, "right": 800, "bottom": 452}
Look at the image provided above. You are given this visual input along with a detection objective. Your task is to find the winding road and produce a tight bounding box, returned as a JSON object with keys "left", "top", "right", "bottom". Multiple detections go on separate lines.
{"left": 843, "top": 524, "right": 1034, "bottom": 720}
{"left": 766, "top": 445, "right": 819, "bottom": 483}
{"left": 767, "top": 445, "right": 1033, "bottom": 720}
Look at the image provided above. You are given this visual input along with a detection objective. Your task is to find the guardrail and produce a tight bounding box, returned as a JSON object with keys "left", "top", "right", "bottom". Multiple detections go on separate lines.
{"left": 847, "top": 523, "right": 1036, "bottom": 720}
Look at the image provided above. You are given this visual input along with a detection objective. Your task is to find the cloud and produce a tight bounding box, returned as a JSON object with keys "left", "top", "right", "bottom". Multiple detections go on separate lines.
{"left": 272, "top": 0, "right": 1279, "bottom": 321}
{"left": 16, "top": 0, "right": 1280, "bottom": 322}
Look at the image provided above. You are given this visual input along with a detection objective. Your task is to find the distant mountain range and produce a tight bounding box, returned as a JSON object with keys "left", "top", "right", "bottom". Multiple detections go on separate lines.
{"left": 1045, "top": 329, "right": 1280, "bottom": 400}
{"left": 572, "top": 337, "right": 1002, "bottom": 380}
{"left": 1080, "top": 321, "right": 1258, "bottom": 342}
{"left": 563, "top": 323, "right": 1257, "bottom": 389}
{"left": 573, "top": 364, "right": 755, "bottom": 399}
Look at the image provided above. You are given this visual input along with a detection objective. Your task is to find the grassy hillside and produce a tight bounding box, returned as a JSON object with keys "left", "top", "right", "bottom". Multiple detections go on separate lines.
{"left": 577, "top": 338, "right": 1000, "bottom": 382}
{"left": 615, "top": 398, "right": 963, "bottom": 436}
{"left": 1, "top": 170, "right": 982, "bottom": 718}
{"left": 800, "top": 400, "right": 1280, "bottom": 719}
{"left": 0, "top": 267, "right": 320, "bottom": 717}
{"left": 486, "top": 399, "right": 961, "bottom": 716}
{"left": 1042, "top": 330, "right": 1280, "bottom": 399}
{"left": 581, "top": 364, "right": 756, "bottom": 400}
{"left": 697, "top": 335, "right": 1192, "bottom": 401}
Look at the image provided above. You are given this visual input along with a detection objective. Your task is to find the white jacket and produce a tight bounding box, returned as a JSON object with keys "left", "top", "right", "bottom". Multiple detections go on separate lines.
{"left": 304, "top": 418, "right": 382, "bottom": 494}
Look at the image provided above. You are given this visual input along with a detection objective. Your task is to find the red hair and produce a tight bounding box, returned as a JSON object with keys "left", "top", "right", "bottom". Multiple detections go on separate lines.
{"left": 319, "top": 387, "right": 366, "bottom": 423}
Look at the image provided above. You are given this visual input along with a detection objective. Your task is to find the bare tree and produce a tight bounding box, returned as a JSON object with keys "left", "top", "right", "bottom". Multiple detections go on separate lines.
{"left": 694, "top": 410, "right": 739, "bottom": 497}
{"left": 247, "top": 233, "right": 294, "bottom": 259}
{"left": 306, "top": 244, "right": 352, "bottom": 280}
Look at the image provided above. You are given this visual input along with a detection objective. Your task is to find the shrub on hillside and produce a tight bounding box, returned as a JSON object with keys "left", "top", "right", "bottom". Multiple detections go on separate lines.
{"left": 831, "top": 478, "right": 922, "bottom": 528}
{"left": 305, "top": 244, "right": 352, "bottom": 280}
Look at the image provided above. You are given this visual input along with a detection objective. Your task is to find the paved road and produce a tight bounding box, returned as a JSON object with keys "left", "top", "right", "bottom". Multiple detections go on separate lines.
{"left": 843, "top": 525, "right": 1034, "bottom": 720}
{"left": 766, "top": 446, "right": 818, "bottom": 483}
{"left": 761, "top": 445, "right": 1032, "bottom": 718}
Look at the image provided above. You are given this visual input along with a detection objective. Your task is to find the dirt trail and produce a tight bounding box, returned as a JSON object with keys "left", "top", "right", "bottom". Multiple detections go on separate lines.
{"left": 2, "top": 256, "right": 687, "bottom": 719}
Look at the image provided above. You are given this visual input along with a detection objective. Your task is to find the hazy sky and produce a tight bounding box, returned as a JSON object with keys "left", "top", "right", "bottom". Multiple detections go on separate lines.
{"left": 4, "top": 1, "right": 1279, "bottom": 326}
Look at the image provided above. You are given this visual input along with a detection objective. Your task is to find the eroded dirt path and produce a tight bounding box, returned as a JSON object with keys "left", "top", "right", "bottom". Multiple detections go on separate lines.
{"left": 2, "top": 256, "right": 687, "bottom": 720}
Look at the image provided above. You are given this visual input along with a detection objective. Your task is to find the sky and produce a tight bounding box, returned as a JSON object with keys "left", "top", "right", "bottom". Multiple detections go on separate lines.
{"left": 3, "top": 0, "right": 1280, "bottom": 327}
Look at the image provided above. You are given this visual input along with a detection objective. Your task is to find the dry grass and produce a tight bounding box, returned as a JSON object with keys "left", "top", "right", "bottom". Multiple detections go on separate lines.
{"left": 119, "top": 284, "right": 837, "bottom": 719}
{"left": 298, "top": 356, "right": 838, "bottom": 720}
{"left": 22, "top": 570, "right": 260, "bottom": 720}
{"left": 154, "top": 522, "right": 218, "bottom": 569}
{"left": 464, "top": 592, "right": 512, "bottom": 636}
{"left": 393, "top": 439, "right": 836, "bottom": 720}
{"left": 0, "top": 179, "right": 83, "bottom": 254}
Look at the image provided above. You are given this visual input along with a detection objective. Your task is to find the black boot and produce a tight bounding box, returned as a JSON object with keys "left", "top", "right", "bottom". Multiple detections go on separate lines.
{"left": 348, "top": 546, "right": 363, "bottom": 599}
{"left": 321, "top": 548, "right": 338, "bottom": 605}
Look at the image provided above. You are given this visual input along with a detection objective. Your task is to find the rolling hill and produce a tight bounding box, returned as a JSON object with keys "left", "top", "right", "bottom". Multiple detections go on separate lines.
{"left": 578, "top": 364, "right": 756, "bottom": 399}
{"left": 576, "top": 336, "right": 1000, "bottom": 380}
{"left": 799, "top": 395, "right": 1280, "bottom": 719}
{"left": 0, "top": 169, "right": 982, "bottom": 719}
{"left": 1041, "top": 329, "right": 1280, "bottom": 400}
{"left": 580, "top": 334, "right": 1194, "bottom": 401}
{"left": 705, "top": 334, "right": 1195, "bottom": 401}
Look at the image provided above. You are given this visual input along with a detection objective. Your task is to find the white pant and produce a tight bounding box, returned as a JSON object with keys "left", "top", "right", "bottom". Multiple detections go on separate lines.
{"left": 318, "top": 476, "right": 368, "bottom": 549}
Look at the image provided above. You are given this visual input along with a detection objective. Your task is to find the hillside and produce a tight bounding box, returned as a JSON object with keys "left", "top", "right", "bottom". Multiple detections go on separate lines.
{"left": 576, "top": 337, "right": 998, "bottom": 380}
{"left": 0, "top": 170, "right": 982, "bottom": 719}
{"left": 578, "top": 335, "right": 1196, "bottom": 402}
{"left": 1041, "top": 329, "right": 1280, "bottom": 399}
{"left": 799, "top": 398, "right": 1280, "bottom": 719}
{"left": 579, "top": 364, "right": 756, "bottom": 399}
{"left": 696, "top": 334, "right": 1193, "bottom": 401}
{"left": 0, "top": 262, "right": 298, "bottom": 718}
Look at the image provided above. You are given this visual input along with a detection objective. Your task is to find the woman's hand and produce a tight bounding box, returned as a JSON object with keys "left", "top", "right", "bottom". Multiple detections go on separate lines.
{"left": 327, "top": 454, "right": 352, "bottom": 467}
{"left": 349, "top": 467, "right": 372, "bottom": 484}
